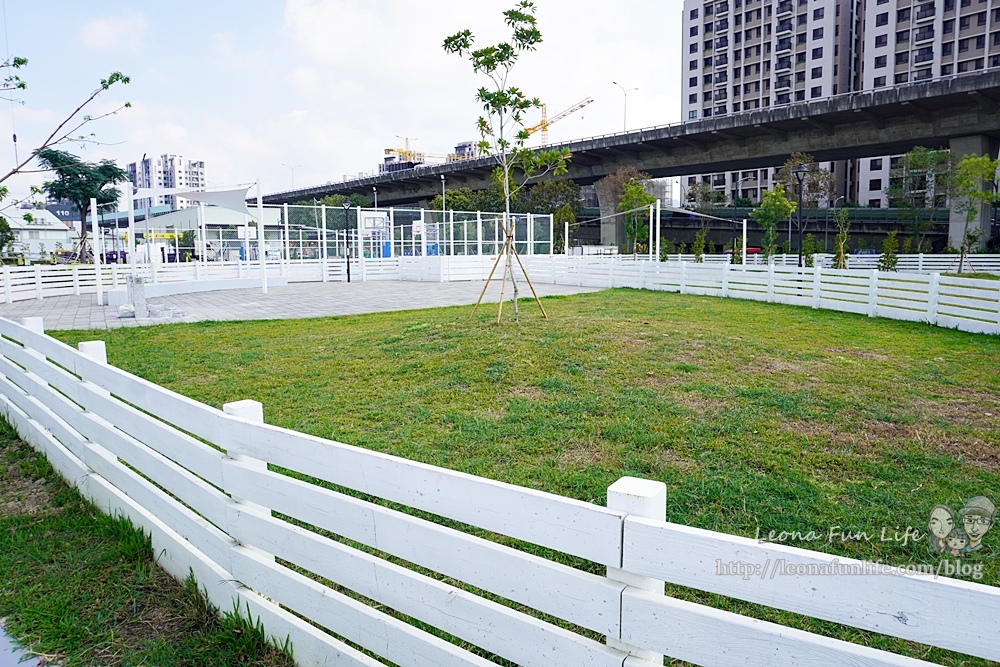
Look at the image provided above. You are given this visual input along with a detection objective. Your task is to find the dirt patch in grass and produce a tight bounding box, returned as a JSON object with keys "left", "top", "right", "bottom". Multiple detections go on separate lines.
{"left": 934, "top": 438, "right": 1000, "bottom": 472}
{"left": 1, "top": 445, "right": 56, "bottom": 518}
{"left": 508, "top": 386, "right": 545, "bottom": 401}
{"left": 655, "top": 447, "right": 700, "bottom": 472}
{"left": 914, "top": 396, "right": 1000, "bottom": 430}
{"left": 824, "top": 346, "right": 889, "bottom": 360}
{"left": 559, "top": 443, "right": 616, "bottom": 468}
{"left": 673, "top": 392, "right": 728, "bottom": 414}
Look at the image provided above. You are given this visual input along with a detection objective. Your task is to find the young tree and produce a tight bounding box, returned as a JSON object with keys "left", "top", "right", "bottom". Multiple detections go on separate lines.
{"left": 878, "top": 231, "right": 899, "bottom": 271}
{"left": 750, "top": 184, "right": 795, "bottom": 259}
{"left": 833, "top": 208, "right": 851, "bottom": 269}
{"left": 692, "top": 227, "right": 708, "bottom": 263}
{"left": 552, "top": 202, "right": 577, "bottom": 253}
{"left": 952, "top": 153, "right": 1000, "bottom": 272}
{"left": 884, "top": 147, "right": 957, "bottom": 251}
{"left": 0, "top": 217, "right": 14, "bottom": 255}
{"left": 444, "top": 1, "right": 570, "bottom": 320}
{"left": 36, "top": 149, "right": 129, "bottom": 258}
{"left": 619, "top": 178, "right": 655, "bottom": 257}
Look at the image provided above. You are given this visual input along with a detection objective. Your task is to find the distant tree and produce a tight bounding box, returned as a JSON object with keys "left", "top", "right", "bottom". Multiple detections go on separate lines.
{"left": 36, "top": 149, "right": 128, "bottom": 258}
{"left": 775, "top": 152, "right": 837, "bottom": 208}
{"left": 525, "top": 178, "right": 582, "bottom": 216}
{"left": 0, "top": 217, "right": 13, "bottom": 254}
{"left": 619, "top": 177, "right": 655, "bottom": 257}
{"left": 692, "top": 227, "right": 708, "bottom": 263}
{"left": 686, "top": 181, "right": 726, "bottom": 213}
{"left": 952, "top": 153, "right": 1000, "bottom": 272}
{"left": 884, "top": 147, "right": 957, "bottom": 251}
{"left": 552, "top": 203, "right": 577, "bottom": 253}
{"left": 595, "top": 166, "right": 650, "bottom": 243}
{"left": 802, "top": 232, "right": 816, "bottom": 267}
{"left": 750, "top": 184, "right": 795, "bottom": 259}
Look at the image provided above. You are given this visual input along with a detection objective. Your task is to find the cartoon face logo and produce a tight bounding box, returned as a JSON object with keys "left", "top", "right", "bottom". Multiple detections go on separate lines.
{"left": 928, "top": 505, "right": 956, "bottom": 546}
{"left": 944, "top": 528, "right": 969, "bottom": 556}
{"left": 959, "top": 496, "right": 996, "bottom": 553}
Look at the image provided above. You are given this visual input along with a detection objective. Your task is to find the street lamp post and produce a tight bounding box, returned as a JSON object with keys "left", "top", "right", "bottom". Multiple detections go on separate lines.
{"left": 373, "top": 186, "right": 378, "bottom": 208}
{"left": 282, "top": 163, "right": 301, "bottom": 190}
{"left": 731, "top": 175, "right": 753, "bottom": 262}
{"left": 612, "top": 81, "right": 638, "bottom": 132}
{"left": 793, "top": 164, "right": 807, "bottom": 267}
{"left": 342, "top": 199, "right": 352, "bottom": 283}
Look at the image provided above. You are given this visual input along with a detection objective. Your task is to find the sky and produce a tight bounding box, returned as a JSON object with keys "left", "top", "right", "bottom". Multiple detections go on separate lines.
{"left": 0, "top": 1, "right": 682, "bottom": 204}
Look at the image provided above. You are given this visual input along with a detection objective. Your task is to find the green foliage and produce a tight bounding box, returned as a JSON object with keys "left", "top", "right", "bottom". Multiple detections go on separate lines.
{"left": 952, "top": 152, "right": 1000, "bottom": 271}
{"left": 0, "top": 217, "right": 13, "bottom": 251}
{"left": 686, "top": 182, "right": 727, "bottom": 212}
{"left": 525, "top": 178, "right": 582, "bottom": 216}
{"left": 619, "top": 178, "right": 655, "bottom": 256}
{"left": 833, "top": 208, "right": 850, "bottom": 269}
{"left": 802, "top": 233, "right": 816, "bottom": 267}
{"left": 443, "top": 1, "right": 569, "bottom": 219}
{"left": 750, "top": 184, "right": 795, "bottom": 259}
{"left": 775, "top": 152, "right": 837, "bottom": 208}
{"left": 900, "top": 236, "right": 912, "bottom": 255}
{"left": 885, "top": 147, "right": 957, "bottom": 251}
{"left": 552, "top": 203, "right": 577, "bottom": 253}
{"left": 782, "top": 238, "right": 792, "bottom": 255}
{"left": 878, "top": 231, "right": 899, "bottom": 271}
{"left": 731, "top": 235, "right": 743, "bottom": 264}
{"left": 692, "top": 227, "right": 708, "bottom": 263}
{"left": 36, "top": 149, "right": 128, "bottom": 250}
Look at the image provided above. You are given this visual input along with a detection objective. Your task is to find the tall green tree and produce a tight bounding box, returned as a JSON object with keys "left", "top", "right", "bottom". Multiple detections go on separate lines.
{"left": 686, "top": 181, "right": 727, "bottom": 213}
{"left": 36, "top": 149, "right": 128, "bottom": 257}
{"left": 595, "top": 167, "right": 651, "bottom": 245}
{"left": 952, "top": 153, "right": 1000, "bottom": 272}
{"left": 751, "top": 184, "right": 795, "bottom": 259}
{"left": 619, "top": 177, "right": 656, "bottom": 257}
{"left": 525, "top": 178, "right": 581, "bottom": 216}
{"left": 775, "top": 152, "right": 837, "bottom": 208}
{"left": 884, "top": 147, "right": 957, "bottom": 252}
{"left": 444, "top": 1, "right": 570, "bottom": 320}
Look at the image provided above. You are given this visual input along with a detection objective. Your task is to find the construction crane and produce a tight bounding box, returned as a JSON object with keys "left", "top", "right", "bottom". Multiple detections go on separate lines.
{"left": 525, "top": 97, "right": 593, "bottom": 146}
{"left": 384, "top": 137, "right": 478, "bottom": 164}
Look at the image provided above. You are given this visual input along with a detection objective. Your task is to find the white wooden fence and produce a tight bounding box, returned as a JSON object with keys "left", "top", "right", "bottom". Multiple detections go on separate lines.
{"left": 0, "top": 316, "right": 997, "bottom": 666}
{"left": 518, "top": 257, "right": 1000, "bottom": 335}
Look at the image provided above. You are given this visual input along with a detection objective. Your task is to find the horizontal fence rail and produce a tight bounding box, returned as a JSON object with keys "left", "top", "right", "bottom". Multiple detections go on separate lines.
{"left": 0, "top": 316, "right": 996, "bottom": 666}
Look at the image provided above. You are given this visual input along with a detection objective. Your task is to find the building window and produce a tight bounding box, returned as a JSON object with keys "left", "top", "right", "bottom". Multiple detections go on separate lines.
{"left": 978, "top": 11, "right": 987, "bottom": 25}
{"left": 797, "top": 32, "right": 807, "bottom": 44}
{"left": 941, "top": 63, "right": 954, "bottom": 74}
{"left": 796, "top": 71, "right": 806, "bottom": 82}
{"left": 810, "top": 85, "right": 822, "bottom": 97}
{"left": 812, "top": 27, "right": 824, "bottom": 39}
{"left": 876, "top": 12, "right": 889, "bottom": 25}
{"left": 994, "top": 31, "right": 1000, "bottom": 45}
{"left": 691, "top": 26, "right": 699, "bottom": 36}
{"left": 943, "top": 41, "right": 953, "bottom": 55}
{"left": 689, "top": 110, "right": 698, "bottom": 119}
{"left": 704, "top": 56, "right": 712, "bottom": 66}
{"left": 812, "top": 46, "right": 823, "bottom": 58}
{"left": 897, "top": 8, "right": 911, "bottom": 21}
{"left": 896, "top": 30, "right": 909, "bottom": 43}
{"left": 690, "top": 60, "right": 698, "bottom": 70}
{"left": 875, "top": 55, "right": 887, "bottom": 67}
{"left": 959, "top": 15, "right": 970, "bottom": 29}
{"left": 875, "top": 34, "right": 888, "bottom": 46}
{"left": 961, "top": 0, "right": 971, "bottom": 7}
{"left": 813, "top": 7, "right": 824, "bottom": 19}
{"left": 704, "top": 91, "right": 713, "bottom": 102}
{"left": 895, "top": 51, "right": 909, "bottom": 64}
{"left": 870, "top": 158, "right": 883, "bottom": 169}
{"left": 895, "top": 72, "right": 909, "bottom": 83}
{"left": 691, "top": 8, "right": 699, "bottom": 19}
{"left": 796, "top": 52, "right": 807, "bottom": 63}
{"left": 689, "top": 94, "right": 698, "bottom": 104}
{"left": 959, "top": 38, "right": 969, "bottom": 52}
{"left": 944, "top": 0, "right": 955, "bottom": 9}
{"left": 811, "top": 66, "right": 823, "bottom": 78}
{"left": 976, "top": 35, "right": 985, "bottom": 48}
{"left": 691, "top": 43, "right": 698, "bottom": 53}
{"left": 704, "top": 74, "right": 713, "bottom": 83}
{"left": 868, "top": 199, "right": 882, "bottom": 208}
{"left": 873, "top": 75, "right": 887, "bottom": 86}
{"left": 798, "top": 13, "right": 808, "bottom": 25}
{"left": 943, "top": 19, "right": 954, "bottom": 34}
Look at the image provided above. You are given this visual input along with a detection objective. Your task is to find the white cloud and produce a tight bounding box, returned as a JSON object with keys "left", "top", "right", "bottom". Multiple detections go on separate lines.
{"left": 80, "top": 11, "right": 148, "bottom": 51}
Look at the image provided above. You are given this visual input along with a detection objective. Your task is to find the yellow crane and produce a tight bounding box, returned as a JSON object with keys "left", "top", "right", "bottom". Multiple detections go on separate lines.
{"left": 525, "top": 97, "right": 593, "bottom": 146}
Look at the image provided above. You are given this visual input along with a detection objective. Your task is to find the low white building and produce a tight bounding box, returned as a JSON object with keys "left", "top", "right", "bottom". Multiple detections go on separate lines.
{"left": 1, "top": 209, "right": 76, "bottom": 260}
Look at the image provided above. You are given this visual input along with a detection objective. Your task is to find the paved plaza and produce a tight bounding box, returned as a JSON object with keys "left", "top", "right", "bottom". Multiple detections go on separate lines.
{"left": 0, "top": 280, "right": 603, "bottom": 330}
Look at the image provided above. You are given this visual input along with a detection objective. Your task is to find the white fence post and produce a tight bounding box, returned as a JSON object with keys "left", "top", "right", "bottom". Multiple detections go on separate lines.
{"left": 927, "top": 272, "right": 940, "bottom": 324}
{"left": 812, "top": 265, "right": 822, "bottom": 308}
{"left": 78, "top": 340, "right": 108, "bottom": 365}
{"left": 607, "top": 476, "right": 665, "bottom": 667}
{"left": 679, "top": 261, "right": 687, "bottom": 294}
{"left": 868, "top": 269, "right": 879, "bottom": 318}
{"left": 223, "top": 400, "right": 268, "bottom": 512}
{"left": 918, "top": 253, "right": 924, "bottom": 274}
{"left": 722, "top": 262, "right": 730, "bottom": 298}
{"left": 34, "top": 265, "right": 43, "bottom": 300}
{"left": 609, "top": 257, "right": 616, "bottom": 288}
{"left": 639, "top": 260, "right": 647, "bottom": 290}
{"left": 766, "top": 262, "right": 775, "bottom": 302}
{"left": 3, "top": 265, "right": 11, "bottom": 303}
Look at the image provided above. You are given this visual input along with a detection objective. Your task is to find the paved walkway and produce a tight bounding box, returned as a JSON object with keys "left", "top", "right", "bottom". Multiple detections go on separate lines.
{"left": 0, "top": 280, "right": 602, "bottom": 330}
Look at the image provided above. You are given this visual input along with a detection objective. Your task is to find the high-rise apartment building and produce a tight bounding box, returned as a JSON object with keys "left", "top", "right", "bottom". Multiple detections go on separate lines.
{"left": 680, "top": 0, "right": 998, "bottom": 210}
{"left": 127, "top": 154, "right": 207, "bottom": 210}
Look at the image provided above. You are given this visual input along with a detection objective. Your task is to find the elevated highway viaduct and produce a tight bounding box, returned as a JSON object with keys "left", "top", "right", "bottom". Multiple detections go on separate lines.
{"left": 267, "top": 71, "right": 1000, "bottom": 246}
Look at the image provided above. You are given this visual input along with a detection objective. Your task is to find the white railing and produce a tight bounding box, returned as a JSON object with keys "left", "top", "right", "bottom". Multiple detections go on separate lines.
{"left": 0, "top": 317, "right": 997, "bottom": 666}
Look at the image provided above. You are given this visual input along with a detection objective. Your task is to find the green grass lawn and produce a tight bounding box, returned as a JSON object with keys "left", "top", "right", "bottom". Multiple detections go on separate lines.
{"left": 41, "top": 288, "right": 1000, "bottom": 664}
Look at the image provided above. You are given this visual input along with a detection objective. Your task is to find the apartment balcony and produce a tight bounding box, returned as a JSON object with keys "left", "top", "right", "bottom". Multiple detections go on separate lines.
{"left": 776, "top": 20, "right": 794, "bottom": 35}
{"left": 716, "top": 2, "right": 730, "bottom": 14}
{"left": 914, "top": 50, "right": 935, "bottom": 63}
{"left": 914, "top": 27, "right": 934, "bottom": 42}
{"left": 776, "top": 1, "right": 794, "bottom": 16}
{"left": 774, "top": 76, "right": 792, "bottom": 90}
{"left": 915, "top": 5, "right": 936, "bottom": 21}
{"left": 714, "top": 73, "right": 730, "bottom": 86}
{"left": 715, "top": 19, "right": 729, "bottom": 32}
{"left": 776, "top": 38, "right": 793, "bottom": 52}
{"left": 775, "top": 56, "right": 792, "bottom": 71}
{"left": 914, "top": 68, "right": 933, "bottom": 80}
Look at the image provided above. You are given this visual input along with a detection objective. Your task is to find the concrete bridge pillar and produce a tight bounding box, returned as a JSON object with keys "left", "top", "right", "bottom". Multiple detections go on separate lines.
{"left": 948, "top": 135, "right": 999, "bottom": 250}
